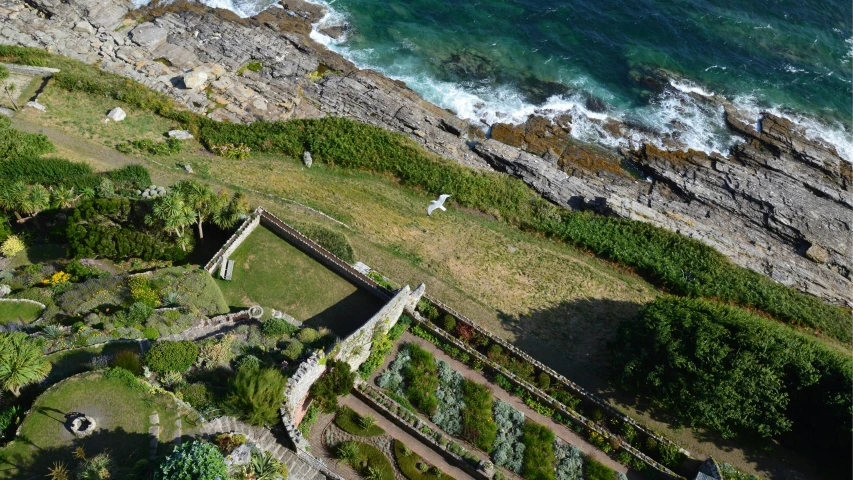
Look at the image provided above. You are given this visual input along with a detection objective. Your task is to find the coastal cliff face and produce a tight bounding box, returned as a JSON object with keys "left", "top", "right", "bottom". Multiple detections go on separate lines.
{"left": 0, "top": 0, "right": 849, "bottom": 304}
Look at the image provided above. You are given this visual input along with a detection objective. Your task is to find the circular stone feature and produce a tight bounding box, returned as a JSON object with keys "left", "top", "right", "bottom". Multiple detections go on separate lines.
{"left": 68, "top": 414, "right": 97, "bottom": 438}
{"left": 248, "top": 306, "right": 264, "bottom": 319}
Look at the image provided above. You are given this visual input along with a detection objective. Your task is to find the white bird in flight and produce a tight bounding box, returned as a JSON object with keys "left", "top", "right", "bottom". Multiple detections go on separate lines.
{"left": 427, "top": 194, "right": 451, "bottom": 216}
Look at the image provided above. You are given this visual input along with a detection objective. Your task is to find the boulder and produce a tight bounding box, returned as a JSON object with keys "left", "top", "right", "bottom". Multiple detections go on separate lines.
{"left": 183, "top": 70, "right": 208, "bottom": 90}
{"left": 0, "top": 107, "right": 13, "bottom": 117}
{"left": 72, "top": 20, "right": 94, "bottom": 35}
{"left": 302, "top": 151, "right": 313, "bottom": 168}
{"left": 184, "top": 164, "right": 193, "bottom": 174}
{"left": 25, "top": 101, "right": 46, "bottom": 112}
{"left": 228, "top": 444, "right": 252, "bottom": 466}
{"left": 168, "top": 130, "right": 194, "bottom": 140}
{"left": 106, "top": 107, "right": 126, "bottom": 122}
{"left": 130, "top": 23, "right": 168, "bottom": 50}
{"left": 0, "top": 285, "right": 11, "bottom": 298}
{"left": 805, "top": 244, "right": 829, "bottom": 264}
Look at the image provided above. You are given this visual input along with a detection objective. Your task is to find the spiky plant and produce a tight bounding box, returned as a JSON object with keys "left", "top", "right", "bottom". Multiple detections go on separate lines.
{"left": 47, "top": 461, "right": 70, "bottom": 480}
{"left": 0, "top": 331, "right": 51, "bottom": 396}
{"left": 250, "top": 451, "right": 282, "bottom": 480}
{"left": 336, "top": 441, "right": 359, "bottom": 464}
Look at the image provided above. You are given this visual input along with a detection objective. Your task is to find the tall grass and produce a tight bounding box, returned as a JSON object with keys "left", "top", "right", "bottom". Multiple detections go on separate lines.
{"left": 2, "top": 45, "right": 847, "bottom": 343}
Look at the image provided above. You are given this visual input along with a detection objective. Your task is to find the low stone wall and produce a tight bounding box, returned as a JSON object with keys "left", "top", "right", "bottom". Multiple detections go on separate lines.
{"left": 203, "top": 208, "right": 262, "bottom": 273}
{"left": 0, "top": 297, "right": 47, "bottom": 310}
{"left": 0, "top": 62, "right": 60, "bottom": 76}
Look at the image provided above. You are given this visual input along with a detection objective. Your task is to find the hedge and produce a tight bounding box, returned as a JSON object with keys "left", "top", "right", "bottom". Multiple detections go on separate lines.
{"left": 403, "top": 344, "right": 440, "bottom": 415}
{"left": 460, "top": 379, "right": 498, "bottom": 451}
{"left": 144, "top": 340, "right": 199, "bottom": 373}
{"left": 520, "top": 422, "right": 556, "bottom": 480}
{"left": 615, "top": 297, "right": 853, "bottom": 462}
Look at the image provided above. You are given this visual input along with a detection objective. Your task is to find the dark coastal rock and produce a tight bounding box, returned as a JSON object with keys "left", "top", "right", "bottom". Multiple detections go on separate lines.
{"left": 0, "top": 0, "right": 848, "bottom": 304}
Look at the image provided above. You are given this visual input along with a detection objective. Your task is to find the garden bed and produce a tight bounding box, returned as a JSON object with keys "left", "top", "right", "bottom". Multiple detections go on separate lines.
{"left": 413, "top": 297, "right": 686, "bottom": 478}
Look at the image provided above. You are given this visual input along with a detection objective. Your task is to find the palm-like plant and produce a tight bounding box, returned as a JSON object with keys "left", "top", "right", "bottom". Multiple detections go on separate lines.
{"left": 80, "top": 187, "right": 96, "bottom": 200}
{"left": 19, "top": 184, "right": 50, "bottom": 219}
{"left": 0, "top": 181, "right": 26, "bottom": 216}
{"left": 212, "top": 191, "right": 249, "bottom": 229}
{"left": 146, "top": 192, "right": 195, "bottom": 251}
{"left": 336, "top": 441, "right": 359, "bottom": 464}
{"left": 250, "top": 452, "right": 282, "bottom": 480}
{"left": 51, "top": 186, "right": 77, "bottom": 209}
{"left": 175, "top": 180, "right": 217, "bottom": 239}
{"left": 47, "top": 461, "right": 70, "bottom": 480}
{"left": 0, "top": 332, "right": 51, "bottom": 396}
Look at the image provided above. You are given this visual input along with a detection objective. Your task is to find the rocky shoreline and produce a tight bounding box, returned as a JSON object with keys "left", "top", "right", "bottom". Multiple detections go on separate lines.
{"left": 1, "top": 0, "right": 849, "bottom": 305}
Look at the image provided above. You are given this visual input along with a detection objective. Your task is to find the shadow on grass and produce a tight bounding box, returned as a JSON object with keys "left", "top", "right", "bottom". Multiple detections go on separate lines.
{"left": 302, "top": 290, "right": 383, "bottom": 339}
{"left": 0, "top": 428, "right": 155, "bottom": 480}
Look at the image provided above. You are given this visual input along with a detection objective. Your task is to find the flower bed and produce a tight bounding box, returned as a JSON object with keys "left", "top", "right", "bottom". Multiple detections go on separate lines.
{"left": 393, "top": 439, "right": 455, "bottom": 480}
{"left": 334, "top": 405, "right": 385, "bottom": 437}
{"left": 412, "top": 298, "right": 685, "bottom": 479}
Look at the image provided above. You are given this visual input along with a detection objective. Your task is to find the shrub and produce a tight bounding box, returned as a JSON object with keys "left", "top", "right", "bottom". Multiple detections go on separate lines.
{"left": 296, "top": 327, "right": 321, "bottom": 344}
{"left": 461, "top": 379, "right": 498, "bottom": 451}
{"left": 0, "top": 157, "right": 96, "bottom": 189}
{"left": 235, "top": 354, "right": 261, "bottom": 371}
{"left": 431, "top": 360, "right": 464, "bottom": 436}
{"left": 111, "top": 350, "right": 142, "bottom": 375}
{"left": 143, "top": 327, "right": 160, "bottom": 341}
{"left": 310, "top": 359, "right": 355, "bottom": 413}
{"left": 66, "top": 199, "right": 191, "bottom": 261}
{"left": 282, "top": 339, "right": 304, "bottom": 361}
{"left": 584, "top": 458, "right": 618, "bottom": 480}
{"left": 521, "top": 422, "right": 556, "bottom": 480}
{"left": 145, "top": 340, "right": 199, "bottom": 373}
{"left": 537, "top": 372, "right": 551, "bottom": 390}
{"left": 261, "top": 317, "right": 294, "bottom": 338}
{"left": 181, "top": 383, "right": 213, "bottom": 411}
{"left": 492, "top": 400, "right": 526, "bottom": 472}
{"left": 376, "top": 346, "right": 410, "bottom": 393}
{"left": 128, "top": 277, "right": 159, "bottom": 308}
{"left": 107, "top": 164, "right": 151, "bottom": 190}
{"left": 393, "top": 440, "right": 455, "bottom": 480}
{"left": 75, "top": 452, "right": 115, "bottom": 480}
{"left": 227, "top": 367, "right": 288, "bottom": 426}
{"left": 0, "top": 115, "right": 55, "bottom": 161}
{"left": 197, "top": 335, "right": 236, "bottom": 369}
{"left": 155, "top": 441, "right": 228, "bottom": 480}
{"left": 403, "top": 344, "right": 439, "bottom": 415}
{"left": 358, "top": 332, "right": 393, "bottom": 379}
{"left": 614, "top": 296, "right": 852, "bottom": 460}
{"left": 441, "top": 314, "right": 456, "bottom": 333}
{"left": 416, "top": 299, "right": 439, "bottom": 321}
{"left": 126, "top": 302, "right": 154, "bottom": 323}
{"left": 0, "top": 235, "right": 24, "bottom": 258}
{"left": 215, "top": 433, "right": 246, "bottom": 453}
{"left": 554, "top": 440, "right": 584, "bottom": 480}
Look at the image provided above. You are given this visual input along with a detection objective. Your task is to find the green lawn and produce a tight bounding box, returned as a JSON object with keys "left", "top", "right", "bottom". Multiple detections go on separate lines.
{"left": 0, "top": 372, "right": 185, "bottom": 479}
{"left": 394, "top": 440, "right": 455, "bottom": 480}
{"left": 215, "top": 225, "right": 381, "bottom": 337}
{"left": 0, "top": 301, "right": 42, "bottom": 325}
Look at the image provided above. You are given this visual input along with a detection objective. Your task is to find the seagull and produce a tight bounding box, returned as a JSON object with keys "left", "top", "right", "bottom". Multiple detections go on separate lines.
{"left": 427, "top": 194, "right": 451, "bottom": 216}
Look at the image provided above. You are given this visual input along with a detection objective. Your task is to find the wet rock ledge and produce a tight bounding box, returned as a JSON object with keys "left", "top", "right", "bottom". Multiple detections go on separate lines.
{"left": 0, "top": 0, "right": 849, "bottom": 304}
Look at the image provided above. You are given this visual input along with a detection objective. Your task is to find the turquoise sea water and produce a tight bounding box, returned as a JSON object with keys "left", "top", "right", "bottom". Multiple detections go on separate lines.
{"left": 191, "top": 0, "right": 852, "bottom": 157}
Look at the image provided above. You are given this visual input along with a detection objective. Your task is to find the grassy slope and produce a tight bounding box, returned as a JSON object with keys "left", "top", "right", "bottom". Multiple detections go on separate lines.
{"left": 0, "top": 373, "right": 183, "bottom": 480}
{"left": 0, "top": 301, "right": 42, "bottom": 324}
{"left": 6, "top": 61, "right": 833, "bottom": 478}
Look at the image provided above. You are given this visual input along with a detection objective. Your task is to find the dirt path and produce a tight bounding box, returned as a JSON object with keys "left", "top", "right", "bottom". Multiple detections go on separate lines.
{"left": 393, "top": 332, "right": 638, "bottom": 479}
{"left": 340, "top": 395, "right": 478, "bottom": 480}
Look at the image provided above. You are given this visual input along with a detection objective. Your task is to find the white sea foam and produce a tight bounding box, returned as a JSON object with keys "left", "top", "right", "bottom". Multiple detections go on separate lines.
{"left": 138, "top": 0, "right": 851, "bottom": 162}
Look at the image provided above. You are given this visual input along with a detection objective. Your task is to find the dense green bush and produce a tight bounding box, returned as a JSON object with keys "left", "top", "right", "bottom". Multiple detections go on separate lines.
{"left": 261, "top": 317, "right": 294, "bottom": 338}
{"left": 294, "top": 222, "right": 356, "bottom": 264}
{"left": 403, "top": 344, "right": 439, "bottom": 415}
{"left": 66, "top": 199, "right": 191, "bottom": 261}
{"left": 227, "top": 367, "right": 288, "bottom": 426}
{"left": 520, "top": 422, "right": 556, "bottom": 480}
{"left": 181, "top": 383, "right": 213, "bottom": 412}
{"left": 614, "top": 297, "right": 852, "bottom": 458}
{"left": 145, "top": 340, "right": 199, "bottom": 373}
{"left": 0, "top": 156, "right": 98, "bottom": 190}
{"left": 310, "top": 359, "right": 356, "bottom": 413}
{"left": 282, "top": 339, "right": 304, "bottom": 361}
{"left": 155, "top": 441, "right": 228, "bottom": 480}
{"left": 295, "top": 327, "right": 321, "bottom": 344}
{"left": 357, "top": 331, "right": 393, "bottom": 379}
{"left": 583, "top": 458, "right": 618, "bottom": 480}
{"left": 106, "top": 164, "right": 152, "bottom": 190}
{"left": 460, "top": 379, "right": 498, "bottom": 451}
{"left": 0, "top": 115, "right": 55, "bottom": 161}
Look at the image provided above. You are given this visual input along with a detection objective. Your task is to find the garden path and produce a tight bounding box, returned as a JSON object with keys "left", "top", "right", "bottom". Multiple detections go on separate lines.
{"left": 397, "top": 332, "right": 637, "bottom": 479}
{"left": 340, "top": 395, "right": 477, "bottom": 480}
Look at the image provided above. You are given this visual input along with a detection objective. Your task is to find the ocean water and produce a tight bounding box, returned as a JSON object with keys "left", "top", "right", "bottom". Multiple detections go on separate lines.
{"left": 169, "top": 0, "right": 853, "bottom": 159}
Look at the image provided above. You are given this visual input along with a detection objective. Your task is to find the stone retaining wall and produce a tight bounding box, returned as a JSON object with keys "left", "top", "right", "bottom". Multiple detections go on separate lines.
{"left": 0, "top": 62, "right": 60, "bottom": 76}
{"left": 203, "top": 208, "right": 262, "bottom": 274}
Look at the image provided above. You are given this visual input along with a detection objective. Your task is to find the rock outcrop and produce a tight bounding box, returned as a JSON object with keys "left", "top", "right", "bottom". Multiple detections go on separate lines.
{"left": 0, "top": 0, "right": 848, "bottom": 304}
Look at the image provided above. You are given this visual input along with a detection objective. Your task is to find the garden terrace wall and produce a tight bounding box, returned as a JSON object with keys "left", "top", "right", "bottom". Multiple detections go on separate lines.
{"left": 411, "top": 308, "right": 684, "bottom": 480}
{"left": 203, "top": 208, "right": 262, "bottom": 274}
{"left": 356, "top": 383, "right": 493, "bottom": 480}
